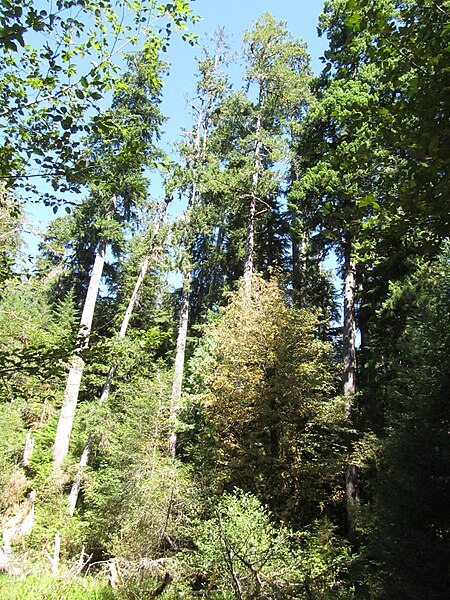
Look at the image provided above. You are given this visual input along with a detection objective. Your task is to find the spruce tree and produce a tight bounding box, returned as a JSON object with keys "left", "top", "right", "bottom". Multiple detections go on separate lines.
{"left": 53, "top": 52, "right": 166, "bottom": 473}
{"left": 167, "top": 34, "right": 230, "bottom": 456}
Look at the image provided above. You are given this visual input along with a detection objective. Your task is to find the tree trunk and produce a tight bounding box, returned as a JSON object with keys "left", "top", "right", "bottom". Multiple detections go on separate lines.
{"left": 288, "top": 152, "right": 302, "bottom": 294}
{"left": 243, "top": 114, "right": 262, "bottom": 293}
{"left": 342, "top": 234, "right": 359, "bottom": 538}
{"left": 343, "top": 237, "right": 357, "bottom": 401}
{"left": 53, "top": 240, "right": 107, "bottom": 471}
{"left": 168, "top": 272, "right": 190, "bottom": 457}
{"left": 100, "top": 253, "right": 151, "bottom": 404}
{"left": 292, "top": 224, "right": 302, "bottom": 292}
{"left": 45, "top": 532, "right": 60, "bottom": 576}
{"left": 243, "top": 194, "right": 257, "bottom": 293}
{"left": 68, "top": 433, "right": 94, "bottom": 516}
{"left": 208, "top": 225, "right": 224, "bottom": 307}
{"left": 67, "top": 210, "right": 164, "bottom": 514}
{"left": 166, "top": 45, "right": 223, "bottom": 455}
{"left": 166, "top": 67, "right": 209, "bottom": 457}
{"left": 23, "top": 431, "right": 34, "bottom": 467}
{"left": 292, "top": 218, "right": 308, "bottom": 300}
{"left": 67, "top": 254, "right": 152, "bottom": 514}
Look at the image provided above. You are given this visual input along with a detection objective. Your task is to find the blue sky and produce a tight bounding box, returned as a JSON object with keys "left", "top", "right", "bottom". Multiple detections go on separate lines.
{"left": 152, "top": 0, "right": 328, "bottom": 215}
{"left": 160, "top": 0, "right": 327, "bottom": 151}
{"left": 24, "top": 0, "right": 328, "bottom": 257}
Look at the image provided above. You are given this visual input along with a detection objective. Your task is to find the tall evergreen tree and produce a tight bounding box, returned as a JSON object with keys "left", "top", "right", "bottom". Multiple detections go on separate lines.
{"left": 167, "top": 34, "right": 230, "bottom": 456}
{"left": 53, "top": 52, "right": 166, "bottom": 472}
{"left": 371, "top": 253, "right": 450, "bottom": 599}
{"left": 225, "top": 13, "right": 311, "bottom": 291}
{"left": 287, "top": 0, "right": 450, "bottom": 552}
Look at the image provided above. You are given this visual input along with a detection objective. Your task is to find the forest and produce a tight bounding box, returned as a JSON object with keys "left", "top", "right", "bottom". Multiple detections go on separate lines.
{"left": 0, "top": 0, "right": 449, "bottom": 598}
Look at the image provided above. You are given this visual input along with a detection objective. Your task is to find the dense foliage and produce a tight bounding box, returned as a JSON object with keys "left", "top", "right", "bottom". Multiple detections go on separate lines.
{"left": 0, "top": 1, "right": 449, "bottom": 598}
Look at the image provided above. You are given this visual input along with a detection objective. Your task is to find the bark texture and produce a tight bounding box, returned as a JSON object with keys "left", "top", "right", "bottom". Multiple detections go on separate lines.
{"left": 53, "top": 241, "right": 107, "bottom": 470}
{"left": 243, "top": 114, "right": 261, "bottom": 294}
{"left": 342, "top": 235, "right": 359, "bottom": 538}
{"left": 168, "top": 272, "right": 190, "bottom": 457}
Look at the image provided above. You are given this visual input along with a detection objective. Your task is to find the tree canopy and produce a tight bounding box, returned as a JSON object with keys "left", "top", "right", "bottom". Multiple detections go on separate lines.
{"left": 0, "top": 3, "right": 449, "bottom": 599}
{"left": 0, "top": 0, "right": 197, "bottom": 197}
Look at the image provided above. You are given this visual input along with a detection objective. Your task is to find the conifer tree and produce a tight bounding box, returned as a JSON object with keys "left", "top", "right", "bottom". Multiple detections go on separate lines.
{"left": 208, "top": 14, "right": 311, "bottom": 293}
{"left": 371, "top": 253, "right": 450, "bottom": 598}
{"left": 243, "top": 13, "right": 310, "bottom": 290}
{"left": 167, "top": 35, "right": 230, "bottom": 457}
{"left": 68, "top": 201, "right": 167, "bottom": 514}
{"left": 292, "top": 18, "right": 389, "bottom": 537}
{"left": 302, "top": 0, "right": 450, "bottom": 543}
{"left": 53, "top": 52, "right": 166, "bottom": 472}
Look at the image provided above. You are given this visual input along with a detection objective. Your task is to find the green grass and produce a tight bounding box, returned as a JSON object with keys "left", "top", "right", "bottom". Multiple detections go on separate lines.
{"left": 0, "top": 567, "right": 238, "bottom": 599}
{"left": 0, "top": 571, "right": 116, "bottom": 600}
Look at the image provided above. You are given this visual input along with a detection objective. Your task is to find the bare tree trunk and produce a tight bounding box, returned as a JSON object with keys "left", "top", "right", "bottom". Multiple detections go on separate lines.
{"left": 166, "top": 67, "right": 208, "bottom": 457}
{"left": 23, "top": 431, "right": 34, "bottom": 467}
{"left": 67, "top": 434, "right": 94, "bottom": 516}
{"left": 67, "top": 254, "right": 151, "bottom": 514}
{"left": 243, "top": 114, "right": 262, "bottom": 293}
{"left": 53, "top": 240, "right": 107, "bottom": 471}
{"left": 68, "top": 211, "right": 165, "bottom": 514}
{"left": 99, "top": 254, "right": 151, "bottom": 405}
{"left": 166, "top": 44, "right": 224, "bottom": 456}
{"left": 168, "top": 272, "right": 190, "bottom": 457}
{"left": 208, "top": 225, "right": 224, "bottom": 307}
{"left": 243, "top": 194, "right": 257, "bottom": 293}
{"left": 343, "top": 240, "right": 356, "bottom": 400}
{"left": 342, "top": 234, "right": 359, "bottom": 538}
{"left": 45, "top": 532, "right": 60, "bottom": 576}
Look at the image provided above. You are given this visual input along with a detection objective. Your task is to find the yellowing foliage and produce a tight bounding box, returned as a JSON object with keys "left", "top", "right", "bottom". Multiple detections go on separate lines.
{"left": 191, "top": 277, "right": 347, "bottom": 524}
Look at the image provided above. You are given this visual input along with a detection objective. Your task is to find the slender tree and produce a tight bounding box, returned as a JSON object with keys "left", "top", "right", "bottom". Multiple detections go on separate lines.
{"left": 53, "top": 236, "right": 108, "bottom": 470}
{"left": 304, "top": 0, "right": 450, "bottom": 541}
{"left": 293, "top": 69, "right": 381, "bottom": 538}
{"left": 68, "top": 203, "right": 167, "bottom": 514}
{"left": 53, "top": 53, "right": 166, "bottom": 472}
{"left": 168, "top": 35, "right": 230, "bottom": 456}
{"left": 209, "top": 14, "right": 310, "bottom": 293}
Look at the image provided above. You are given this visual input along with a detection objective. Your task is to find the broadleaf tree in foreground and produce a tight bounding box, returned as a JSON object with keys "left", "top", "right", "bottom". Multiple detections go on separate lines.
{"left": 0, "top": 0, "right": 198, "bottom": 198}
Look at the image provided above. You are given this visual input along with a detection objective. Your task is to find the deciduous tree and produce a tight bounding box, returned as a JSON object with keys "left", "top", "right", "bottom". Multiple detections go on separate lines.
{"left": 0, "top": 0, "right": 197, "bottom": 197}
